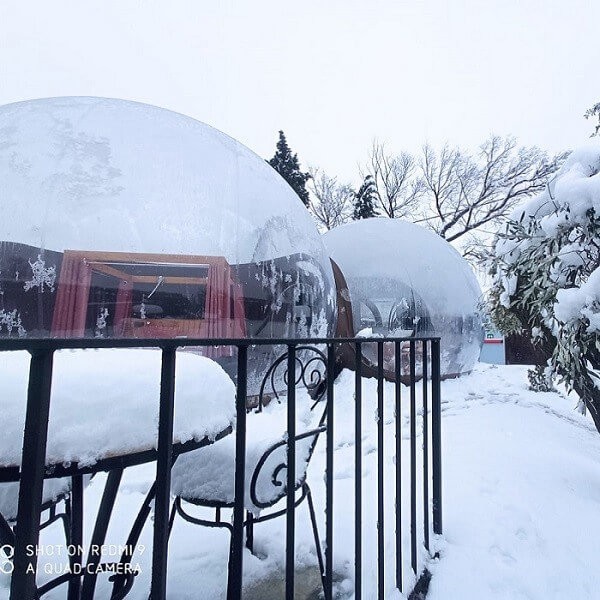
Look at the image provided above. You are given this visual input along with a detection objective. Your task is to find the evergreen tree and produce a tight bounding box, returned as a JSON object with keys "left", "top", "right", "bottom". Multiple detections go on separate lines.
{"left": 585, "top": 102, "right": 600, "bottom": 137}
{"left": 353, "top": 175, "right": 379, "bottom": 220}
{"left": 268, "top": 131, "right": 311, "bottom": 206}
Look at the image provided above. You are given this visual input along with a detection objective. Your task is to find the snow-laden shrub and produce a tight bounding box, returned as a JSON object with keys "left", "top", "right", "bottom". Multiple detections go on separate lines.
{"left": 527, "top": 365, "right": 556, "bottom": 393}
{"left": 487, "top": 141, "right": 600, "bottom": 432}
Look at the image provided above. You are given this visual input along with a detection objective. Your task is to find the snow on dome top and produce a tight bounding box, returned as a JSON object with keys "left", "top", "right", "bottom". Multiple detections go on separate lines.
{"left": 323, "top": 219, "right": 481, "bottom": 314}
{"left": 0, "top": 96, "right": 327, "bottom": 264}
{"left": 323, "top": 218, "right": 483, "bottom": 377}
{"left": 0, "top": 97, "right": 335, "bottom": 345}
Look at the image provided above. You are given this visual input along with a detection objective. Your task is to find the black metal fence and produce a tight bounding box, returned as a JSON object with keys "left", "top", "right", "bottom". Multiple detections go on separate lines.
{"left": 0, "top": 336, "right": 442, "bottom": 599}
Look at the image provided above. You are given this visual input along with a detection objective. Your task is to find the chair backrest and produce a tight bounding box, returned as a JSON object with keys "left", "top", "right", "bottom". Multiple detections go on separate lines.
{"left": 249, "top": 345, "right": 328, "bottom": 510}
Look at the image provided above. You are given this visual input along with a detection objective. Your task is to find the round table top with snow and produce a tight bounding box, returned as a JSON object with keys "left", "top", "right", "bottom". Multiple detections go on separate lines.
{"left": 0, "top": 348, "right": 236, "bottom": 476}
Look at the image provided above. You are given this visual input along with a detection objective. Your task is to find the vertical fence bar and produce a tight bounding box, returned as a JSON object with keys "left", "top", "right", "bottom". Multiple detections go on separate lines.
{"left": 227, "top": 344, "right": 248, "bottom": 599}
{"left": 68, "top": 474, "right": 84, "bottom": 600}
{"left": 150, "top": 347, "right": 177, "bottom": 600}
{"left": 10, "top": 349, "right": 54, "bottom": 600}
{"left": 285, "top": 344, "right": 297, "bottom": 600}
{"left": 394, "top": 341, "right": 402, "bottom": 592}
{"left": 354, "top": 342, "right": 362, "bottom": 600}
{"left": 431, "top": 339, "right": 443, "bottom": 535}
{"left": 409, "top": 340, "right": 417, "bottom": 575}
{"left": 422, "top": 341, "right": 430, "bottom": 552}
{"left": 325, "top": 343, "right": 335, "bottom": 600}
{"left": 377, "top": 342, "right": 385, "bottom": 600}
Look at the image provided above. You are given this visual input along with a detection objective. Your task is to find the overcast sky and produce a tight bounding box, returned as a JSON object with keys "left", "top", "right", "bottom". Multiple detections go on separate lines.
{"left": 1, "top": 1, "right": 598, "bottom": 183}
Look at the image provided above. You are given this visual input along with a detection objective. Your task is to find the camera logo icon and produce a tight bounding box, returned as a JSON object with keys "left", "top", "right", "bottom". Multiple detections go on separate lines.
{"left": 0, "top": 545, "right": 14, "bottom": 575}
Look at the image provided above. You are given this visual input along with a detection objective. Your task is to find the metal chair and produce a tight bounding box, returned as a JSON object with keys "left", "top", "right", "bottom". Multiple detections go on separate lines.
{"left": 0, "top": 479, "right": 76, "bottom": 597}
{"left": 168, "top": 345, "right": 329, "bottom": 592}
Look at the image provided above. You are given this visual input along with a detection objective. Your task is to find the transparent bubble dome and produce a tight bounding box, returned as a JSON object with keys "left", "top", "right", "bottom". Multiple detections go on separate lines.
{"left": 323, "top": 218, "right": 483, "bottom": 377}
{"left": 0, "top": 97, "right": 335, "bottom": 343}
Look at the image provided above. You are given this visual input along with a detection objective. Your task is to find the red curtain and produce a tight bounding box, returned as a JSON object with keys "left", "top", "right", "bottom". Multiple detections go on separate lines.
{"left": 205, "top": 260, "right": 247, "bottom": 339}
{"left": 51, "top": 252, "right": 92, "bottom": 337}
{"left": 231, "top": 281, "right": 247, "bottom": 338}
{"left": 113, "top": 279, "right": 133, "bottom": 336}
{"left": 205, "top": 258, "right": 229, "bottom": 339}
{"left": 203, "top": 260, "right": 246, "bottom": 358}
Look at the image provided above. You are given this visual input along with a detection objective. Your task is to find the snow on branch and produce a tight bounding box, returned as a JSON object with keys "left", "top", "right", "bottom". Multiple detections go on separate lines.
{"left": 486, "top": 140, "right": 600, "bottom": 432}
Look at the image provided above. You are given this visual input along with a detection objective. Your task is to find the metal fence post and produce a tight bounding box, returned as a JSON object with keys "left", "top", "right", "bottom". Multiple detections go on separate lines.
{"left": 422, "top": 341, "right": 430, "bottom": 552}
{"left": 227, "top": 345, "right": 247, "bottom": 599}
{"left": 394, "top": 340, "right": 402, "bottom": 592}
{"left": 150, "top": 347, "right": 177, "bottom": 599}
{"left": 431, "top": 339, "right": 443, "bottom": 535}
{"left": 324, "top": 343, "right": 335, "bottom": 600}
{"left": 376, "top": 342, "right": 385, "bottom": 599}
{"left": 354, "top": 342, "right": 362, "bottom": 600}
{"left": 285, "top": 344, "right": 297, "bottom": 600}
{"left": 409, "top": 340, "right": 417, "bottom": 574}
{"left": 10, "top": 349, "right": 54, "bottom": 600}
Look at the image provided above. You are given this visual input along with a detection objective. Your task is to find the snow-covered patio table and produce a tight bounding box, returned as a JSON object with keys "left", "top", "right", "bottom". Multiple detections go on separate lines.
{"left": 0, "top": 349, "right": 236, "bottom": 471}
{"left": 0, "top": 348, "right": 236, "bottom": 596}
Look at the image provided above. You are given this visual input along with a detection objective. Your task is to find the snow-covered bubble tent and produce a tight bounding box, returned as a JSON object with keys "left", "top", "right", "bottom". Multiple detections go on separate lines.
{"left": 323, "top": 219, "right": 483, "bottom": 379}
{"left": 0, "top": 97, "right": 336, "bottom": 390}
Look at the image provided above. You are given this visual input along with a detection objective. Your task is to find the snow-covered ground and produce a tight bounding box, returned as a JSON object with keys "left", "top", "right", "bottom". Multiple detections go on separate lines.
{"left": 1, "top": 362, "right": 599, "bottom": 598}
{"left": 428, "top": 364, "right": 600, "bottom": 600}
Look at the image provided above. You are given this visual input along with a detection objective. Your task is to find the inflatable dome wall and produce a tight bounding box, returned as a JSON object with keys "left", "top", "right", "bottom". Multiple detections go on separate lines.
{"left": 0, "top": 97, "right": 336, "bottom": 390}
{"left": 323, "top": 219, "right": 483, "bottom": 379}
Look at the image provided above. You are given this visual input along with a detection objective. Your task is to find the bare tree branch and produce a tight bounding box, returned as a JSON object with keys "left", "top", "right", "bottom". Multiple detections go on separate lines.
{"left": 307, "top": 167, "right": 354, "bottom": 231}
{"left": 415, "top": 135, "right": 567, "bottom": 243}
{"left": 360, "top": 140, "right": 422, "bottom": 218}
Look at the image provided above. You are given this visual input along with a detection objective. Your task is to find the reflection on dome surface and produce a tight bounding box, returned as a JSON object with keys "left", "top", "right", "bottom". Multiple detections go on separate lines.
{"left": 0, "top": 97, "right": 336, "bottom": 391}
{"left": 323, "top": 219, "right": 483, "bottom": 378}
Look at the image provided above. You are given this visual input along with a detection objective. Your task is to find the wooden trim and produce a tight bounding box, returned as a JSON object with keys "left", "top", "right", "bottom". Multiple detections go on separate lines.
{"left": 64, "top": 249, "right": 229, "bottom": 267}
{"left": 89, "top": 262, "right": 208, "bottom": 285}
{"left": 64, "top": 249, "right": 222, "bottom": 285}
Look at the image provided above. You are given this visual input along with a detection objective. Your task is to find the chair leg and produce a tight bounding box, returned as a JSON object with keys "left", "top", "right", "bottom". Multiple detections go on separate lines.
{"left": 111, "top": 483, "right": 157, "bottom": 600}
{"left": 305, "top": 484, "right": 326, "bottom": 592}
{"left": 245, "top": 511, "right": 254, "bottom": 553}
{"left": 81, "top": 469, "right": 123, "bottom": 600}
{"left": 167, "top": 500, "right": 177, "bottom": 540}
{"left": 0, "top": 511, "right": 15, "bottom": 548}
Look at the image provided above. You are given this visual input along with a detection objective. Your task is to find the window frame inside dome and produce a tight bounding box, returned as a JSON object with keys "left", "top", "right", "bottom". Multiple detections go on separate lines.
{"left": 0, "top": 241, "right": 334, "bottom": 345}
{"left": 49, "top": 250, "right": 247, "bottom": 341}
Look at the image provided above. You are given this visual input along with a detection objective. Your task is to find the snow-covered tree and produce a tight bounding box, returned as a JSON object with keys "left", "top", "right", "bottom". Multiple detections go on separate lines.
{"left": 353, "top": 175, "right": 379, "bottom": 220}
{"left": 585, "top": 102, "right": 600, "bottom": 137}
{"left": 307, "top": 167, "right": 353, "bottom": 230}
{"left": 487, "top": 141, "right": 600, "bottom": 433}
{"left": 268, "top": 130, "right": 311, "bottom": 207}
